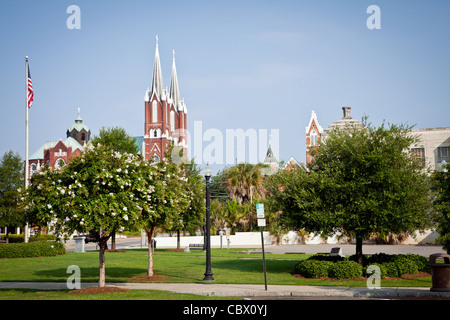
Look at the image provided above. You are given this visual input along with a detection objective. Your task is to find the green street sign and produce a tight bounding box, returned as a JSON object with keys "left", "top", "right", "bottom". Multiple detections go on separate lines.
{"left": 256, "top": 203, "right": 264, "bottom": 219}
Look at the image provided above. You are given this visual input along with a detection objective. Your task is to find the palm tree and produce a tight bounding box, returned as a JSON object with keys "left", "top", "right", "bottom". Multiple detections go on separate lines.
{"left": 224, "top": 163, "right": 266, "bottom": 204}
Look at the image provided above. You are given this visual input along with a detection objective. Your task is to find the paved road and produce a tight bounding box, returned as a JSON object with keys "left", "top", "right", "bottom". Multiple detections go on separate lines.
{"left": 65, "top": 236, "right": 448, "bottom": 257}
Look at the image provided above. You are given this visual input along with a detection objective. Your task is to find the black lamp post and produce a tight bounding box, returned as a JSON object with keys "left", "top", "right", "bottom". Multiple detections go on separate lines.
{"left": 203, "top": 164, "right": 214, "bottom": 281}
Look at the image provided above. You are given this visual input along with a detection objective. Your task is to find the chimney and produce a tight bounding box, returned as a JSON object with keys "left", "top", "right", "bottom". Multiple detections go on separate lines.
{"left": 342, "top": 106, "right": 352, "bottom": 119}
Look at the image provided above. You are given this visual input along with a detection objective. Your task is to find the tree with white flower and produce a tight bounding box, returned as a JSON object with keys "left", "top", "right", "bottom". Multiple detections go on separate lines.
{"left": 137, "top": 145, "right": 192, "bottom": 276}
{"left": 22, "top": 144, "right": 152, "bottom": 287}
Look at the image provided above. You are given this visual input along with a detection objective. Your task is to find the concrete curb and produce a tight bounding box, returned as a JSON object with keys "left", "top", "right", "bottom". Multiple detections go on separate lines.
{"left": 2, "top": 282, "right": 450, "bottom": 299}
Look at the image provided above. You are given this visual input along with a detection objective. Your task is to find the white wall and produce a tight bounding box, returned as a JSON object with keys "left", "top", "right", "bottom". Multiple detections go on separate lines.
{"left": 154, "top": 231, "right": 270, "bottom": 248}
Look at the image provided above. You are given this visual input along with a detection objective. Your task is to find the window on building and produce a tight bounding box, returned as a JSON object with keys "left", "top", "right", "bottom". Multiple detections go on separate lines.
{"left": 310, "top": 130, "right": 318, "bottom": 146}
{"left": 154, "top": 129, "right": 157, "bottom": 138}
{"left": 55, "top": 158, "right": 66, "bottom": 169}
{"left": 170, "top": 110, "right": 175, "bottom": 132}
{"left": 411, "top": 148, "right": 425, "bottom": 159}
{"left": 81, "top": 133, "right": 86, "bottom": 141}
{"left": 438, "top": 147, "right": 449, "bottom": 159}
{"left": 30, "top": 164, "right": 37, "bottom": 175}
{"left": 152, "top": 100, "right": 158, "bottom": 123}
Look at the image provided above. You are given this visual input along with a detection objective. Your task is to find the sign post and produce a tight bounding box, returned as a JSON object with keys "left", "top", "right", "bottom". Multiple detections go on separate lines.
{"left": 256, "top": 203, "right": 267, "bottom": 290}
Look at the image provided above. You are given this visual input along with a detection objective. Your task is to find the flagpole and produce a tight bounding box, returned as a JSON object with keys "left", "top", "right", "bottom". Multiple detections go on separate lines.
{"left": 24, "top": 56, "right": 29, "bottom": 243}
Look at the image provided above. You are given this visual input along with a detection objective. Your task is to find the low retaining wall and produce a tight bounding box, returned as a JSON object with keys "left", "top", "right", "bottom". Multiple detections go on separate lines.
{"left": 154, "top": 232, "right": 270, "bottom": 248}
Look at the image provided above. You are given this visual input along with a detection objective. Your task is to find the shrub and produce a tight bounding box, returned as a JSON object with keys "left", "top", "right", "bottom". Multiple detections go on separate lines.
{"left": 329, "top": 260, "right": 363, "bottom": 279}
{"left": 382, "top": 262, "right": 402, "bottom": 277}
{"left": 294, "top": 260, "right": 333, "bottom": 278}
{"left": 405, "top": 254, "right": 430, "bottom": 273}
{"left": 0, "top": 234, "right": 24, "bottom": 243}
{"left": 30, "top": 234, "right": 56, "bottom": 242}
{"left": 394, "top": 256, "right": 419, "bottom": 275}
{"left": 367, "top": 253, "right": 393, "bottom": 265}
{"left": 348, "top": 254, "right": 369, "bottom": 266}
{"left": 363, "top": 263, "right": 387, "bottom": 279}
{"left": 0, "top": 241, "right": 66, "bottom": 258}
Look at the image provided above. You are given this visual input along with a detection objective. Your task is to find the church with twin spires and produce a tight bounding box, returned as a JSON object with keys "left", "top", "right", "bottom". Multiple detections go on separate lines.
{"left": 139, "top": 36, "right": 188, "bottom": 162}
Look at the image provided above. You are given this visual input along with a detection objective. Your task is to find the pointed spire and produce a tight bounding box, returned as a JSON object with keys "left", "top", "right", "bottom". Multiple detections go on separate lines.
{"left": 151, "top": 35, "right": 164, "bottom": 100}
{"left": 170, "top": 49, "right": 181, "bottom": 110}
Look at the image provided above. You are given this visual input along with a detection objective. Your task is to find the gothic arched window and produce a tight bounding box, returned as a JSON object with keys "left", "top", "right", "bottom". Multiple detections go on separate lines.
{"left": 152, "top": 100, "right": 158, "bottom": 123}
{"left": 170, "top": 110, "right": 175, "bottom": 132}
{"left": 310, "top": 130, "right": 318, "bottom": 146}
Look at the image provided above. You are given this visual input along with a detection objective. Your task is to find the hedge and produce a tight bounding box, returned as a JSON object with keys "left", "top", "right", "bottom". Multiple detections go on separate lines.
{"left": 329, "top": 261, "right": 363, "bottom": 279}
{"left": 0, "top": 234, "right": 56, "bottom": 243}
{"left": 0, "top": 241, "right": 66, "bottom": 258}
{"left": 294, "top": 253, "right": 430, "bottom": 279}
{"left": 294, "top": 260, "right": 333, "bottom": 278}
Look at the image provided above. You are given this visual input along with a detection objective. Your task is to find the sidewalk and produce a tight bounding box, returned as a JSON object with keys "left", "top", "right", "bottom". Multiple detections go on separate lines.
{"left": 1, "top": 281, "right": 450, "bottom": 299}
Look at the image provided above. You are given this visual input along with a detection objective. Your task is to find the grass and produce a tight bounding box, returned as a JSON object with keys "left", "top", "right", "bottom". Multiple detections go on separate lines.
{"left": 0, "top": 288, "right": 241, "bottom": 300}
{"left": 0, "top": 248, "right": 432, "bottom": 292}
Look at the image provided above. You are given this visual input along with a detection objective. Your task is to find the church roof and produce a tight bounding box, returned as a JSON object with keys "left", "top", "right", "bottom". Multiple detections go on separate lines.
{"left": 30, "top": 137, "right": 85, "bottom": 160}
{"left": 151, "top": 35, "right": 164, "bottom": 101}
{"left": 305, "top": 110, "right": 323, "bottom": 134}
{"left": 67, "top": 110, "right": 90, "bottom": 133}
{"left": 170, "top": 50, "right": 181, "bottom": 111}
{"left": 263, "top": 144, "right": 278, "bottom": 164}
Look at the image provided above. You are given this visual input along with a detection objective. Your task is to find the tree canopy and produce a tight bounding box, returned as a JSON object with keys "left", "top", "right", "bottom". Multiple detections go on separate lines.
{"left": 0, "top": 151, "right": 25, "bottom": 241}
{"left": 431, "top": 163, "right": 450, "bottom": 253}
{"left": 268, "top": 120, "right": 435, "bottom": 263}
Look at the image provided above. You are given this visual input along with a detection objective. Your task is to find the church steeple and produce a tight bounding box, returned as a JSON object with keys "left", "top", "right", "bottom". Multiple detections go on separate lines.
{"left": 170, "top": 49, "right": 180, "bottom": 110}
{"left": 151, "top": 35, "right": 164, "bottom": 100}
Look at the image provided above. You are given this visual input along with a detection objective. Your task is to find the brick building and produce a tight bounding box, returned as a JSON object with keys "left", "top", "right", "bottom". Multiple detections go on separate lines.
{"left": 28, "top": 110, "right": 90, "bottom": 175}
{"left": 137, "top": 37, "right": 188, "bottom": 162}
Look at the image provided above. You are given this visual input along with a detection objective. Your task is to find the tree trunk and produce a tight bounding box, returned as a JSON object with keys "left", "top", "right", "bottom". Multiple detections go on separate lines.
{"left": 98, "top": 240, "right": 107, "bottom": 287}
{"left": 355, "top": 237, "right": 363, "bottom": 265}
{"left": 146, "top": 227, "right": 155, "bottom": 276}
{"left": 177, "top": 230, "right": 181, "bottom": 250}
{"left": 111, "top": 231, "right": 116, "bottom": 250}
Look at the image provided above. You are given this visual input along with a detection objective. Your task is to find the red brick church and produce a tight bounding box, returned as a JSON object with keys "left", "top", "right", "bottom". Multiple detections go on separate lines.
{"left": 28, "top": 109, "right": 91, "bottom": 175}
{"left": 139, "top": 36, "right": 188, "bottom": 162}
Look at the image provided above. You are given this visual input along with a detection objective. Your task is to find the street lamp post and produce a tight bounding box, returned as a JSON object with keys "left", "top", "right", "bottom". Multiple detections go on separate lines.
{"left": 203, "top": 164, "right": 214, "bottom": 281}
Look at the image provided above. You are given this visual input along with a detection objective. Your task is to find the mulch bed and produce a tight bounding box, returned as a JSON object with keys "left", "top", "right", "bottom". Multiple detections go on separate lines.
{"left": 291, "top": 271, "right": 431, "bottom": 281}
{"left": 127, "top": 273, "right": 171, "bottom": 282}
{"left": 68, "top": 286, "right": 130, "bottom": 295}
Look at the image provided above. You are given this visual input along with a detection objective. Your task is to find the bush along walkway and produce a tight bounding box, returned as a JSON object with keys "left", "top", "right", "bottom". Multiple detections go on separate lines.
{"left": 293, "top": 253, "right": 430, "bottom": 280}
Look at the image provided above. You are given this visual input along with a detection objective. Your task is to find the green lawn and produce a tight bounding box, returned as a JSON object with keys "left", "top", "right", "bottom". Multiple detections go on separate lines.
{"left": 0, "top": 248, "right": 432, "bottom": 288}
{"left": 0, "top": 288, "right": 241, "bottom": 300}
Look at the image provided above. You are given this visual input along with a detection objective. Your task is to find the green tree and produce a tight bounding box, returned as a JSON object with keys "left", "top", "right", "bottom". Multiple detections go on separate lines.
{"left": 0, "top": 151, "right": 25, "bottom": 242}
{"left": 168, "top": 161, "right": 205, "bottom": 249}
{"left": 22, "top": 144, "right": 149, "bottom": 287}
{"left": 137, "top": 147, "right": 191, "bottom": 276}
{"left": 224, "top": 163, "right": 266, "bottom": 204}
{"left": 269, "top": 120, "right": 434, "bottom": 264}
{"left": 431, "top": 163, "right": 450, "bottom": 253}
{"left": 90, "top": 126, "right": 139, "bottom": 155}
{"left": 89, "top": 126, "right": 140, "bottom": 249}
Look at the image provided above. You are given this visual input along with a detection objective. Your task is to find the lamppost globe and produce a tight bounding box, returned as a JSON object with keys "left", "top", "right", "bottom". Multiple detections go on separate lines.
{"left": 204, "top": 163, "right": 212, "bottom": 178}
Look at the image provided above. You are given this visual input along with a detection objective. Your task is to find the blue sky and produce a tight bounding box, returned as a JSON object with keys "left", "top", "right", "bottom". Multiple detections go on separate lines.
{"left": 1, "top": 0, "right": 449, "bottom": 173}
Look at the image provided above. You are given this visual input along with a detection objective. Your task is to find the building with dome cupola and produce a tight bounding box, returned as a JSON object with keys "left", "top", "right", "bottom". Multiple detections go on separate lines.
{"left": 28, "top": 109, "right": 91, "bottom": 176}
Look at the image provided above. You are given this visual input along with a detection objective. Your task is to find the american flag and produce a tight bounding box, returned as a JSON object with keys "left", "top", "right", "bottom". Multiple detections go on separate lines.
{"left": 27, "top": 64, "right": 33, "bottom": 108}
